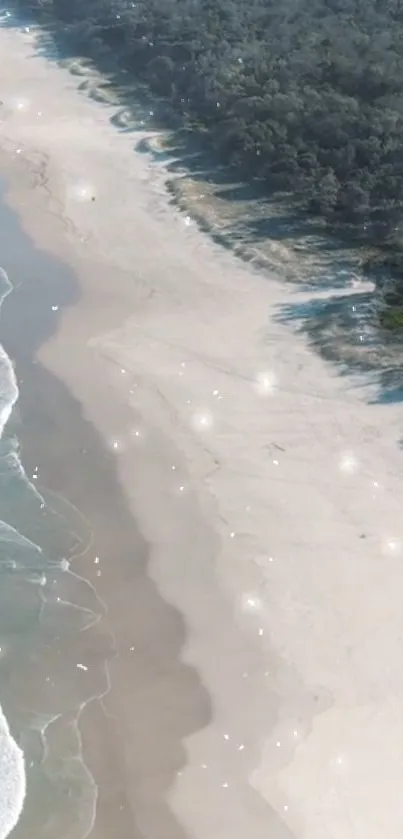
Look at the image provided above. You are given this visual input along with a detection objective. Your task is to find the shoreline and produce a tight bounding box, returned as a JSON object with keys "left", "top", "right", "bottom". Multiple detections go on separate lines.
{"left": 0, "top": 29, "right": 280, "bottom": 839}
{"left": 0, "top": 182, "right": 213, "bottom": 839}
{"left": 2, "top": 20, "right": 403, "bottom": 839}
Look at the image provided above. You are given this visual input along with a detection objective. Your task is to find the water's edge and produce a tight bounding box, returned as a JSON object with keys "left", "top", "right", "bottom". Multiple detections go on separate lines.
{"left": 0, "top": 173, "right": 210, "bottom": 839}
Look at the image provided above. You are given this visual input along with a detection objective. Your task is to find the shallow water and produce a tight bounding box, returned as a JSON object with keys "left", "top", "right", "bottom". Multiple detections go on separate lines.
{"left": 0, "top": 206, "right": 107, "bottom": 839}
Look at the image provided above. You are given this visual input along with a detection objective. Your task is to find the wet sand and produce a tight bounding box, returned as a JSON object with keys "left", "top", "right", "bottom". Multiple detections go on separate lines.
{"left": 0, "top": 185, "right": 211, "bottom": 839}
{"left": 0, "top": 151, "right": 284, "bottom": 838}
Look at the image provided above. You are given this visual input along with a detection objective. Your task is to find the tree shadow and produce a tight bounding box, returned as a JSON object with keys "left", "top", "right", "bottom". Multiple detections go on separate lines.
{"left": 6, "top": 6, "right": 403, "bottom": 416}
{"left": 3, "top": 8, "right": 372, "bottom": 290}
{"left": 275, "top": 288, "right": 403, "bottom": 407}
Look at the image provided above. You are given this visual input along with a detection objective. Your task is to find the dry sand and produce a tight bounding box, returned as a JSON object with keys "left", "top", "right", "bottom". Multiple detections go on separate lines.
{"left": 1, "top": 20, "right": 403, "bottom": 839}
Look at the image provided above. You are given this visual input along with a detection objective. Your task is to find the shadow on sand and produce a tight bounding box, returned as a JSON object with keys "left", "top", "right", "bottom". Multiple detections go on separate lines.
{"left": 0, "top": 40, "right": 300, "bottom": 836}
{"left": 4, "top": 9, "right": 403, "bottom": 404}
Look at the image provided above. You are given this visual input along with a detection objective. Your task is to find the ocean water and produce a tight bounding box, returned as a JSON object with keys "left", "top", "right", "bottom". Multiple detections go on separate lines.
{"left": 0, "top": 263, "right": 106, "bottom": 838}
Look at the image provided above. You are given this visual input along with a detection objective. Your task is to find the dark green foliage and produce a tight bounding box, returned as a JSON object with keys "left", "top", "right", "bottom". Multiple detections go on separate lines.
{"left": 14, "top": 0, "right": 403, "bottom": 244}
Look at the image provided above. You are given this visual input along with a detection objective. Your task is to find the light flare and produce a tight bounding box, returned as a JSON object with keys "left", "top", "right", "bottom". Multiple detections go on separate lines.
{"left": 253, "top": 370, "right": 278, "bottom": 396}
{"left": 339, "top": 451, "right": 359, "bottom": 474}
{"left": 191, "top": 410, "right": 213, "bottom": 431}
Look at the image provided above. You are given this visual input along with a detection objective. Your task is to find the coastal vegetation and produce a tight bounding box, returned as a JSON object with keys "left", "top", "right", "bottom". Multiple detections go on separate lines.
{"left": 15, "top": 0, "right": 403, "bottom": 318}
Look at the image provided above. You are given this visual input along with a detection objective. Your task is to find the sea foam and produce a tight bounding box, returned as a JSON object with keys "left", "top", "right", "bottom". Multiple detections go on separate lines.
{"left": 0, "top": 267, "right": 27, "bottom": 835}
{"left": 0, "top": 708, "right": 26, "bottom": 839}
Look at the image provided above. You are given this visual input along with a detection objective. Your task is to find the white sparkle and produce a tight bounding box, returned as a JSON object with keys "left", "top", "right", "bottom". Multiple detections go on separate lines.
{"left": 223, "top": 734, "right": 230, "bottom": 741}
{"left": 15, "top": 148, "right": 22, "bottom": 155}
{"left": 241, "top": 594, "right": 262, "bottom": 613}
{"left": 76, "top": 663, "right": 88, "bottom": 671}
{"left": 112, "top": 440, "right": 120, "bottom": 450}
{"left": 330, "top": 754, "right": 350, "bottom": 775}
{"left": 258, "top": 628, "right": 264, "bottom": 636}
{"left": 339, "top": 451, "right": 359, "bottom": 474}
{"left": 332, "top": 753, "right": 350, "bottom": 773}
{"left": 201, "top": 763, "right": 208, "bottom": 769}
{"left": 172, "top": 465, "right": 176, "bottom": 471}
{"left": 253, "top": 370, "right": 278, "bottom": 397}
{"left": 70, "top": 182, "right": 95, "bottom": 202}
{"left": 51, "top": 305, "right": 59, "bottom": 311}
{"left": 184, "top": 215, "right": 191, "bottom": 226}
{"left": 121, "top": 368, "right": 126, "bottom": 374}
{"left": 14, "top": 97, "right": 30, "bottom": 112}
{"left": 213, "top": 390, "right": 219, "bottom": 396}
{"left": 276, "top": 741, "right": 281, "bottom": 748}
{"left": 179, "top": 485, "right": 185, "bottom": 492}
{"left": 192, "top": 411, "right": 213, "bottom": 431}
{"left": 384, "top": 537, "right": 401, "bottom": 554}
{"left": 229, "top": 532, "right": 235, "bottom": 539}
{"left": 94, "top": 556, "right": 100, "bottom": 564}
{"left": 130, "top": 646, "right": 135, "bottom": 652}
{"left": 222, "top": 782, "right": 229, "bottom": 788}
{"left": 238, "top": 744, "right": 245, "bottom": 751}
{"left": 273, "top": 459, "right": 279, "bottom": 466}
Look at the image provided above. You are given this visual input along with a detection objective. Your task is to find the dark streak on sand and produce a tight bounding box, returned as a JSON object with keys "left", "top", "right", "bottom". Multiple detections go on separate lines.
{"left": 0, "top": 181, "right": 211, "bottom": 839}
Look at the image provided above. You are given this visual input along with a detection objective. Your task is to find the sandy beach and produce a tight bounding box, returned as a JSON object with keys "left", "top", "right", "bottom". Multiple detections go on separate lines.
{"left": 1, "top": 18, "right": 403, "bottom": 839}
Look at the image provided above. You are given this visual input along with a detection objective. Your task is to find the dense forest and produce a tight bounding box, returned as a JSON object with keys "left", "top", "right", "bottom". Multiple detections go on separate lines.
{"left": 16, "top": 0, "right": 403, "bottom": 231}
{"left": 14, "top": 0, "right": 403, "bottom": 307}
